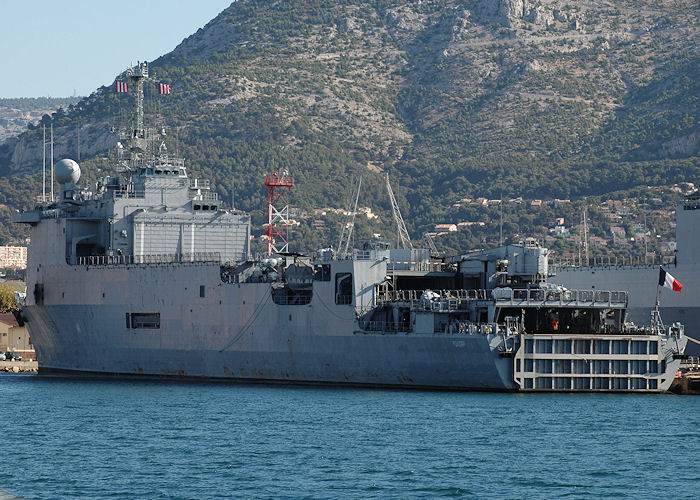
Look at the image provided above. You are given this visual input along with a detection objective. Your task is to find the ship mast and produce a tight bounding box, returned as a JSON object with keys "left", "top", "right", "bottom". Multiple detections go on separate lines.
{"left": 122, "top": 62, "right": 150, "bottom": 170}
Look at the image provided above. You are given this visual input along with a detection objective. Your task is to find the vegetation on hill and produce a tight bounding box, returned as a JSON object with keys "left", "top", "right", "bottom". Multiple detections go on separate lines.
{"left": 0, "top": 0, "right": 697, "bottom": 257}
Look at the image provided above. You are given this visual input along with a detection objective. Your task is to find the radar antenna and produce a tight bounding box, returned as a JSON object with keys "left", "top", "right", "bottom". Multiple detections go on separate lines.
{"left": 386, "top": 173, "right": 412, "bottom": 250}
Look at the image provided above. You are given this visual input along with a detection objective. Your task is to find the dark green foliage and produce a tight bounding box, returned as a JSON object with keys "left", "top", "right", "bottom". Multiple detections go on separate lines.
{"left": 0, "top": 0, "right": 697, "bottom": 257}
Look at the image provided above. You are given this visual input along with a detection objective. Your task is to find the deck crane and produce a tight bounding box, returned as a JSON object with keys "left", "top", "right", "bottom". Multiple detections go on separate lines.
{"left": 386, "top": 173, "right": 412, "bottom": 250}
{"left": 336, "top": 176, "right": 362, "bottom": 258}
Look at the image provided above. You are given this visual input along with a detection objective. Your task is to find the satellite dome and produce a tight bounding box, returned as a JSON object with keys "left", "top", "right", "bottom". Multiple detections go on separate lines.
{"left": 55, "top": 159, "right": 81, "bottom": 184}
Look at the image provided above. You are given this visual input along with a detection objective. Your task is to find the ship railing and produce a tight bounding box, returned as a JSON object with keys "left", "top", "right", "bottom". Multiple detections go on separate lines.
{"left": 680, "top": 356, "right": 700, "bottom": 371}
{"left": 187, "top": 179, "right": 211, "bottom": 190}
{"left": 358, "top": 320, "right": 411, "bottom": 333}
{"left": 377, "top": 289, "right": 491, "bottom": 304}
{"left": 551, "top": 254, "right": 676, "bottom": 269}
{"left": 499, "top": 288, "right": 628, "bottom": 307}
{"left": 352, "top": 250, "right": 374, "bottom": 261}
{"left": 376, "top": 288, "right": 627, "bottom": 309}
{"left": 111, "top": 188, "right": 138, "bottom": 199}
{"left": 387, "top": 261, "right": 450, "bottom": 272}
{"left": 78, "top": 252, "right": 221, "bottom": 266}
{"left": 189, "top": 190, "right": 219, "bottom": 201}
{"left": 35, "top": 194, "right": 52, "bottom": 204}
{"left": 357, "top": 319, "right": 502, "bottom": 336}
{"left": 376, "top": 289, "right": 491, "bottom": 312}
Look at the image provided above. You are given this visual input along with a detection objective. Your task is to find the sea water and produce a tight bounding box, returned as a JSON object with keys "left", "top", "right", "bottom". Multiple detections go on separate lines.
{"left": 0, "top": 374, "right": 698, "bottom": 499}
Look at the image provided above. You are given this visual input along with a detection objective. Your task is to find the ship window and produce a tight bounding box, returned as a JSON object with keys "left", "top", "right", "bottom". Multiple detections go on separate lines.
{"left": 649, "top": 360, "right": 658, "bottom": 373}
{"left": 573, "top": 378, "right": 589, "bottom": 390}
{"left": 200, "top": 285, "right": 205, "bottom": 298}
{"left": 612, "top": 360, "right": 628, "bottom": 374}
{"left": 525, "top": 359, "right": 533, "bottom": 372}
{"left": 593, "top": 340, "right": 609, "bottom": 354}
{"left": 593, "top": 360, "right": 609, "bottom": 374}
{"left": 612, "top": 340, "right": 628, "bottom": 354}
{"left": 194, "top": 205, "right": 201, "bottom": 211}
{"left": 631, "top": 360, "right": 646, "bottom": 374}
{"left": 649, "top": 342, "right": 658, "bottom": 354}
{"left": 554, "top": 339, "right": 571, "bottom": 354}
{"left": 535, "top": 359, "right": 552, "bottom": 373}
{"left": 335, "top": 273, "right": 352, "bottom": 305}
{"left": 613, "top": 378, "right": 628, "bottom": 390}
{"left": 555, "top": 360, "right": 571, "bottom": 374}
{"left": 524, "top": 338, "right": 534, "bottom": 354}
{"left": 128, "top": 313, "right": 160, "bottom": 329}
{"left": 554, "top": 377, "right": 571, "bottom": 390}
{"left": 155, "top": 169, "right": 162, "bottom": 174}
{"left": 631, "top": 340, "right": 647, "bottom": 354}
{"left": 524, "top": 378, "right": 533, "bottom": 389}
{"left": 593, "top": 377, "right": 609, "bottom": 389}
{"left": 574, "top": 339, "right": 590, "bottom": 354}
{"left": 202, "top": 205, "right": 209, "bottom": 211}
{"left": 535, "top": 339, "right": 552, "bottom": 354}
{"left": 147, "top": 168, "right": 154, "bottom": 174}
{"left": 536, "top": 378, "right": 552, "bottom": 389}
{"left": 649, "top": 379, "right": 658, "bottom": 390}
{"left": 573, "top": 359, "right": 588, "bottom": 374}
{"left": 631, "top": 378, "right": 646, "bottom": 390}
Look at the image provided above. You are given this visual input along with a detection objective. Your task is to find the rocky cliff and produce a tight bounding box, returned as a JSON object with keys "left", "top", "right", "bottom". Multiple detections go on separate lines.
{"left": 0, "top": 0, "right": 697, "bottom": 244}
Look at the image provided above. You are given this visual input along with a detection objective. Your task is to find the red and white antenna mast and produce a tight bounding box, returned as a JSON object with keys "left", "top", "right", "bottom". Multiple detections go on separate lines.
{"left": 264, "top": 167, "right": 294, "bottom": 256}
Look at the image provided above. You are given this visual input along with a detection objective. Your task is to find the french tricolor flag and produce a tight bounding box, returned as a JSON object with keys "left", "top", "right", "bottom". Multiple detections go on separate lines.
{"left": 659, "top": 267, "right": 683, "bottom": 293}
{"left": 115, "top": 81, "right": 128, "bottom": 93}
{"left": 158, "top": 83, "right": 172, "bottom": 94}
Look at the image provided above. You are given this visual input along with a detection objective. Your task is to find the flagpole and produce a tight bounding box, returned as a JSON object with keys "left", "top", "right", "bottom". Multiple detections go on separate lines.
{"left": 653, "top": 266, "right": 662, "bottom": 333}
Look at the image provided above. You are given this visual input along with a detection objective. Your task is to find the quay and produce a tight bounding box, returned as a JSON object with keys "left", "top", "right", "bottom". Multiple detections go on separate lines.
{"left": 0, "top": 360, "right": 38, "bottom": 373}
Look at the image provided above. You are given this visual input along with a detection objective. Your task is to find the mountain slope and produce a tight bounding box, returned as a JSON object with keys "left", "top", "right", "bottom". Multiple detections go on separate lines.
{"left": 0, "top": 0, "right": 697, "bottom": 249}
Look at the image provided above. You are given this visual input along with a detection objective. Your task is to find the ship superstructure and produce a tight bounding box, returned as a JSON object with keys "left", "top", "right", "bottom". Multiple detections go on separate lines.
{"left": 14, "top": 62, "right": 687, "bottom": 392}
{"left": 551, "top": 191, "right": 700, "bottom": 356}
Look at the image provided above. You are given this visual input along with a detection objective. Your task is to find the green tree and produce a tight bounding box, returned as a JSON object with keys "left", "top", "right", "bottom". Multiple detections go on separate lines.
{"left": 0, "top": 283, "right": 19, "bottom": 313}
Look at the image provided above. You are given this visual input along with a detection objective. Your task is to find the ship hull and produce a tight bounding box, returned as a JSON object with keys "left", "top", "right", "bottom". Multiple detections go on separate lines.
{"left": 23, "top": 306, "right": 515, "bottom": 390}
{"left": 21, "top": 263, "right": 515, "bottom": 390}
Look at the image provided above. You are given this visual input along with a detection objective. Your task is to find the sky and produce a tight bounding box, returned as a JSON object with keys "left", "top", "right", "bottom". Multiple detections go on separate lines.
{"left": 0, "top": 0, "right": 234, "bottom": 98}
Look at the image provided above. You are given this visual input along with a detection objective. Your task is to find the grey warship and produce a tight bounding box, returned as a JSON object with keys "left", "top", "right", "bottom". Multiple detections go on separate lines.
{"left": 15, "top": 62, "right": 687, "bottom": 392}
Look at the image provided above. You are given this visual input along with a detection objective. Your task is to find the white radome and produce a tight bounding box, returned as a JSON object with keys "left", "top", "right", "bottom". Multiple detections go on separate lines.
{"left": 55, "top": 159, "right": 81, "bottom": 184}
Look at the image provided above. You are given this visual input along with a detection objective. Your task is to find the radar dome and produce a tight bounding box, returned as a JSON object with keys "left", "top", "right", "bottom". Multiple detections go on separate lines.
{"left": 55, "top": 159, "right": 81, "bottom": 184}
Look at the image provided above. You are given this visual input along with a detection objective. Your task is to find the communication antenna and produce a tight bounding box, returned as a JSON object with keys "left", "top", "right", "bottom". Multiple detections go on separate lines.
{"left": 579, "top": 204, "right": 589, "bottom": 266}
{"left": 386, "top": 173, "right": 412, "bottom": 249}
{"left": 42, "top": 125, "right": 46, "bottom": 202}
{"left": 50, "top": 123, "right": 54, "bottom": 202}
{"left": 499, "top": 192, "right": 503, "bottom": 246}
{"left": 264, "top": 167, "right": 294, "bottom": 256}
